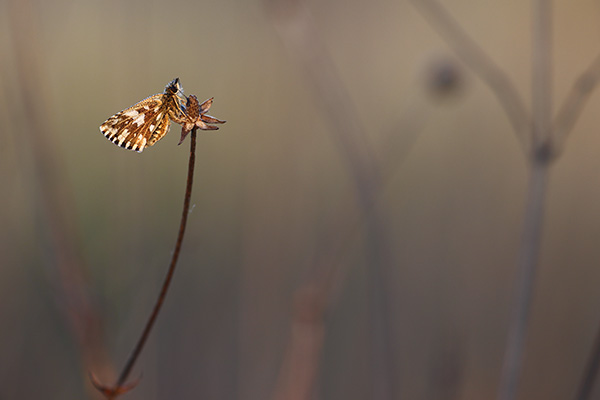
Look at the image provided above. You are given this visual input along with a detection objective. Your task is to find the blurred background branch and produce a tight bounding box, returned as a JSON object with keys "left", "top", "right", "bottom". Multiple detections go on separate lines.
{"left": 411, "top": 0, "right": 531, "bottom": 153}
{"left": 554, "top": 52, "right": 600, "bottom": 151}
{"left": 266, "top": 1, "right": 398, "bottom": 398}
{"left": 6, "top": 0, "right": 112, "bottom": 394}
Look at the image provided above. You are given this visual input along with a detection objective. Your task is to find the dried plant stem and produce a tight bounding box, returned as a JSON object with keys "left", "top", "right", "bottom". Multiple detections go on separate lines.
{"left": 96, "top": 129, "right": 197, "bottom": 398}
{"left": 117, "top": 128, "right": 197, "bottom": 387}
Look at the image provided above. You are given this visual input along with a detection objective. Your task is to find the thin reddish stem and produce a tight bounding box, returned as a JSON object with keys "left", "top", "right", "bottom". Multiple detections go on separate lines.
{"left": 98, "top": 129, "right": 197, "bottom": 398}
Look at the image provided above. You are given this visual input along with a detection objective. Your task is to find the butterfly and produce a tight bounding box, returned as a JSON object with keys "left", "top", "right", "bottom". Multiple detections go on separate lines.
{"left": 99, "top": 78, "right": 187, "bottom": 152}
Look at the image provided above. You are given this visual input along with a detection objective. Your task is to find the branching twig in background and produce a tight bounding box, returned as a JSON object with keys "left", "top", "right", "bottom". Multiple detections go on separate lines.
{"left": 553, "top": 52, "right": 600, "bottom": 150}
{"left": 410, "top": 0, "right": 531, "bottom": 153}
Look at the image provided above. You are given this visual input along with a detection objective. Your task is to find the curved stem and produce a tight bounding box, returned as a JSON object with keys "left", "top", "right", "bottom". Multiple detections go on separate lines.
{"left": 112, "top": 129, "right": 197, "bottom": 395}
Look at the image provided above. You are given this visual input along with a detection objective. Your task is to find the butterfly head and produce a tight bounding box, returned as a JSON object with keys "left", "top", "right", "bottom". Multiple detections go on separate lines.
{"left": 165, "top": 77, "right": 187, "bottom": 113}
{"left": 165, "top": 77, "right": 184, "bottom": 96}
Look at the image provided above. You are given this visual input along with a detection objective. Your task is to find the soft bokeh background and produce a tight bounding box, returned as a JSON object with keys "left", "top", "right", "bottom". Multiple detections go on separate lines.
{"left": 2, "top": 0, "right": 600, "bottom": 399}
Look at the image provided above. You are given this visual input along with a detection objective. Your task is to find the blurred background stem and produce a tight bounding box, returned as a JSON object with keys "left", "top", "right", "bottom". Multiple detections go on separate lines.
{"left": 7, "top": 0, "right": 110, "bottom": 386}
{"left": 498, "top": 155, "right": 550, "bottom": 400}
{"left": 498, "top": 2, "right": 553, "bottom": 399}
{"left": 267, "top": 1, "right": 397, "bottom": 398}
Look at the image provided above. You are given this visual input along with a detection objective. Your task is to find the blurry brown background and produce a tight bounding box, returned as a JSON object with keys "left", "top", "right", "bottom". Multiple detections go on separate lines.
{"left": 2, "top": 0, "right": 600, "bottom": 399}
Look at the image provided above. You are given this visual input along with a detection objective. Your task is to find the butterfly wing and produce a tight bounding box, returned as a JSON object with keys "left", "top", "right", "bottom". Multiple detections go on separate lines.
{"left": 100, "top": 94, "right": 172, "bottom": 153}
